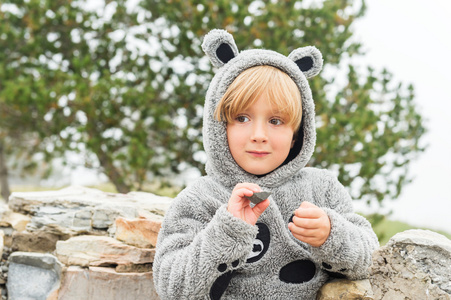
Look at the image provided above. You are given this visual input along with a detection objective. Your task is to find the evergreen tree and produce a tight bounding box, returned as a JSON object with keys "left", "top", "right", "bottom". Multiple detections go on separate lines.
{"left": 0, "top": 0, "right": 425, "bottom": 207}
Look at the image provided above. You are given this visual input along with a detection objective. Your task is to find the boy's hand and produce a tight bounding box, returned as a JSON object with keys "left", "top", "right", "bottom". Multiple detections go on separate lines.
{"left": 227, "top": 183, "right": 270, "bottom": 225}
{"left": 288, "top": 201, "right": 331, "bottom": 247}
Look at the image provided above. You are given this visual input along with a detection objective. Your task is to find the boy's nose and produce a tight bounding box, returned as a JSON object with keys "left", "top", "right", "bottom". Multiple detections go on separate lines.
{"left": 251, "top": 123, "right": 268, "bottom": 143}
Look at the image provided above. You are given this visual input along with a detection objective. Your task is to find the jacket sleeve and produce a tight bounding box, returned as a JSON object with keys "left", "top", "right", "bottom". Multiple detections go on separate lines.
{"left": 153, "top": 186, "right": 258, "bottom": 299}
{"left": 309, "top": 170, "right": 379, "bottom": 280}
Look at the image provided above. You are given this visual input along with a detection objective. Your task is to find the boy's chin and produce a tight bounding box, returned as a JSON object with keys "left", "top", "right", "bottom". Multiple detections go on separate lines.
{"left": 245, "top": 164, "right": 286, "bottom": 177}
{"left": 246, "top": 168, "right": 274, "bottom": 177}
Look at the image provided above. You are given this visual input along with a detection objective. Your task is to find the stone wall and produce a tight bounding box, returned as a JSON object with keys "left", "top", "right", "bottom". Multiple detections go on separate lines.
{"left": 0, "top": 186, "right": 450, "bottom": 299}
{"left": 1, "top": 186, "right": 168, "bottom": 300}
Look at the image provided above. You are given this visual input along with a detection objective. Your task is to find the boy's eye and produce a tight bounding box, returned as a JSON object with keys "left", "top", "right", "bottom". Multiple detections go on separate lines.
{"left": 269, "top": 118, "right": 283, "bottom": 125}
{"left": 236, "top": 115, "right": 250, "bottom": 123}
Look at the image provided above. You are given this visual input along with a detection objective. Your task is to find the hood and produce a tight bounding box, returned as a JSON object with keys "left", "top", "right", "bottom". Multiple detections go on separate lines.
{"left": 201, "top": 29, "right": 323, "bottom": 188}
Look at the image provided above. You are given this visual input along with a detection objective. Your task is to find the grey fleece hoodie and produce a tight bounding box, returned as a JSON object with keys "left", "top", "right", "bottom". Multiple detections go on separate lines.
{"left": 153, "top": 29, "right": 379, "bottom": 300}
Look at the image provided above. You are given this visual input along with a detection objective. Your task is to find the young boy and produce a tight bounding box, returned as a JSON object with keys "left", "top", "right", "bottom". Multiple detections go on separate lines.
{"left": 153, "top": 29, "right": 379, "bottom": 300}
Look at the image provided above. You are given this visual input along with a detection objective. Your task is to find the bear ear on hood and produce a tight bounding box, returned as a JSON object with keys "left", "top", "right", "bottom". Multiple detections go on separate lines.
{"left": 202, "top": 29, "right": 239, "bottom": 68}
{"left": 288, "top": 46, "right": 323, "bottom": 79}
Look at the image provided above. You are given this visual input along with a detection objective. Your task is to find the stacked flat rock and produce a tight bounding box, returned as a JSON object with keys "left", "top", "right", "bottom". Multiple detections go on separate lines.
{"left": 1, "top": 186, "right": 172, "bottom": 300}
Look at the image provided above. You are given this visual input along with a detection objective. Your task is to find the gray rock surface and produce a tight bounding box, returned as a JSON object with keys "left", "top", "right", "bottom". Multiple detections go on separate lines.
{"left": 245, "top": 191, "right": 271, "bottom": 204}
{"left": 370, "top": 229, "right": 451, "bottom": 299}
{"left": 7, "top": 252, "right": 63, "bottom": 300}
{"left": 5, "top": 186, "right": 172, "bottom": 255}
{"left": 8, "top": 186, "right": 172, "bottom": 235}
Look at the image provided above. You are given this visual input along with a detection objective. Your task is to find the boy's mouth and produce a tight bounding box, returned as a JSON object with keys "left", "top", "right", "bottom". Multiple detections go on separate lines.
{"left": 247, "top": 151, "right": 270, "bottom": 157}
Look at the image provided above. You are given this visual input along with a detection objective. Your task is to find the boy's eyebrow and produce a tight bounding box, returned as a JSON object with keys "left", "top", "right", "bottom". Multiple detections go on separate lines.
{"left": 270, "top": 110, "right": 289, "bottom": 117}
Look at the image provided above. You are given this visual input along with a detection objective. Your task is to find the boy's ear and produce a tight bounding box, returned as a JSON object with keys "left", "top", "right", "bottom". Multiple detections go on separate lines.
{"left": 288, "top": 46, "right": 323, "bottom": 79}
{"left": 202, "top": 29, "right": 239, "bottom": 68}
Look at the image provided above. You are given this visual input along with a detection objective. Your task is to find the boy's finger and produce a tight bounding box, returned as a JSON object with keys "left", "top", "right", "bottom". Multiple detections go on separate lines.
{"left": 252, "top": 199, "right": 270, "bottom": 218}
{"left": 233, "top": 187, "right": 255, "bottom": 198}
{"left": 291, "top": 216, "right": 319, "bottom": 229}
{"left": 291, "top": 233, "right": 323, "bottom": 247}
{"left": 294, "top": 207, "right": 321, "bottom": 219}
{"left": 288, "top": 223, "right": 317, "bottom": 237}
{"left": 300, "top": 201, "right": 317, "bottom": 209}
{"left": 235, "top": 183, "right": 261, "bottom": 193}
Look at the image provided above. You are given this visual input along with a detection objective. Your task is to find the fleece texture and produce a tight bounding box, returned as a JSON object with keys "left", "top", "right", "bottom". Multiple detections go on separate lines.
{"left": 153, "top": 29, "right": 379, "bottom": 300}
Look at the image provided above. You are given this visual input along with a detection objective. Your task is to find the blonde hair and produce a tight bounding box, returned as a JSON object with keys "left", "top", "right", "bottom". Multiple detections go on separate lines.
{"left": 214, "top": 65, "right": 302, "bottom": 132}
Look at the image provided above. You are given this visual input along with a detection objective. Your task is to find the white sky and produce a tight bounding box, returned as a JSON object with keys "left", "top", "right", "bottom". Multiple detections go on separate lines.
{"left": 351, "top": 0, "right": 451, "bottom": 232}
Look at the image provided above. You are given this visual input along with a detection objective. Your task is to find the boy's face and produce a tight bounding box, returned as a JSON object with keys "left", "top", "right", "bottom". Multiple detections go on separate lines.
{"left": 226, "top": 95, "right": 295, "bottom": 175}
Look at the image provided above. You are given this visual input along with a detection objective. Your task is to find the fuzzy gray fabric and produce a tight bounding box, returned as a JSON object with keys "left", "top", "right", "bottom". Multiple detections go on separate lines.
{"left": 153, "top": 29, "right": 379, "bottom": 300}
